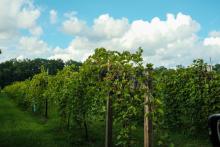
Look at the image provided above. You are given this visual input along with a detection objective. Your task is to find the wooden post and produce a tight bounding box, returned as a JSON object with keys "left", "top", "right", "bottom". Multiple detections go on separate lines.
{"left": 144, "top": 90, "right": 150, "bottom": 147}
{"left": 105, "top": 60, "right": 112, "bottom": 147}
{"left": 144, "top": 68, "right": 153, "bottom": 147}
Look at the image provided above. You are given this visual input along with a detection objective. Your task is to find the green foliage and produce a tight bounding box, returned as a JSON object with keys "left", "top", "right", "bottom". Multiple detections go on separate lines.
{"left": 3, "top": 80, "right": 31, "bottom": 109}
{"left": 3, "top": 48, "right": 157, "bottom": 146}
{"left": 158, "top": 59, "right": 220, "bottom": 135}
{"left": 213, "top": 64, "right": 220, "bottom": 72}
{"left": 3, "top": 49, "right": 219, "bottom": 146}
{"left": 3, "top": 68, "right": 49, "bottom": 116}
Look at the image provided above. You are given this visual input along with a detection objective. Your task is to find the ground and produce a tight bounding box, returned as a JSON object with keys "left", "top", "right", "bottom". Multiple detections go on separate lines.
{"left": 0, "top": 94, "right": 72, "bottom": 147}
{"left": 0, "top": 93, "right": 212, "bottom": 147}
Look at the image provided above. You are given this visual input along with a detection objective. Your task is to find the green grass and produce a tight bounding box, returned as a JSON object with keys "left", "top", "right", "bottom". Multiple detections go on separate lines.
{"left": 168, "top": 131, "right": 211, "bottom": 147}
{"left": 0, "top": 93, "right": 212, "bottom": 147}
{"left": 0, "top": 94, "right": 72, "bottom": 147}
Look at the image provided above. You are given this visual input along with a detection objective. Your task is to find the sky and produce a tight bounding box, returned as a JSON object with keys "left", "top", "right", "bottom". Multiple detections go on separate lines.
{"left": 1, "top": 0, "right": 220, "bottom": 67}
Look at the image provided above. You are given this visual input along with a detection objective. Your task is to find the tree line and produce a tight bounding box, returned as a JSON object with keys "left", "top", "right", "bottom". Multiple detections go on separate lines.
{"left": 0, "top": 58, "right": 82, "bottom": 88}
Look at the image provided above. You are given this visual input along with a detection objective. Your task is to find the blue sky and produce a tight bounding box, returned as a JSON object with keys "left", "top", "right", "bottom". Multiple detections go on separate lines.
{"left": 37, "top": 0, "right": 220, "bottom": 47}
{"left": 1, "top": 0, "right": 220, "bottom": 67}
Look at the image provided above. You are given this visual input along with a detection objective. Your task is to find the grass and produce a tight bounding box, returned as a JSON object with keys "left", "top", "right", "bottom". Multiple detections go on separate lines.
{"left": 168, "top": 131, "right": 211, "bottom": 147}
{"left": 0, "top": 93, "right": 71, "bottom": 147}
{"left": 0, "top": 93, "right": 212, "bottom": 147}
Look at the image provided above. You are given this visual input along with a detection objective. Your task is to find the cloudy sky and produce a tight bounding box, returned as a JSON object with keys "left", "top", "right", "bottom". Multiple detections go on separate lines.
{"left": 0, "top": 0, "right": 220, "bottom": 67}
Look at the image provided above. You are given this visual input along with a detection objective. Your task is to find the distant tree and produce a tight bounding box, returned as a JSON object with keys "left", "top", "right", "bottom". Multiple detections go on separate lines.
{"left": 213, "top": 64, "right": 220, "bottom": 72}
{"left": 176, "top": 65, "right": 184, "bottom": 69}
{"left": 0, "top": 58, "right": 66, "bottom": 88}
{"left": 155, "top": 66, "right": 167, "bottom": 71}
{"left": 65, "top": 59, "right": 82, "bottom": 67}
{"left": 0, "top": 58, "right": 82, "bottom": 88}
{"left": 154, "top": 66, "right": 168, "bottom": 75}
{"left": 0, "top": 49, "right": 2, "bottom": 54}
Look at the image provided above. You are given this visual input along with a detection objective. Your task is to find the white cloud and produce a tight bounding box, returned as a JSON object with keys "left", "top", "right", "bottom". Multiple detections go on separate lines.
{"left": 208, "top": 31, "right": 220, "bottom": 37}
{"left": 53, "top": 13, "right": 204, "bottom": 66}
{"left": 49, "top": 37, "right": 94, "bottom": 61}
{"left": 204, "top": 31, "right": 220, "bottom": 55}
{"left": 0, "top": 0, "right": 44, "bottom": 62}
{"left": 204, "top": 37, "right": 220, "bottom": 47}
{"left": 16, "top": 55, "right": 25, "bottom": 60}
{"left": 19, "top": 36, "right": 50, "bottom": 55}
{"left": 17, "top": 7, "right": 41, "bottom": 29}
{"left": 92, "top": 14, "right": 129, "bottom": 39}
{"left": 121, "top": 13, "right": 200, "bottom": 54}
{"left": 0, "top": 0, "right": 42, "bottom": 39}
{"left": 61, "top": 12, "right": 87, "bottom": 36}
{"left": 50, "top": 9, "right": 57, "bottom": 24}
{"left": 1, "top": 2, "right": 220, "bottom": 67}
{"left": 202, "top": 35, "right": 220, "bottom": 62}
{"left": 30, "top": 26, "right": 43, "bottom": 36}
{"left": 0, "top": 36, "right": 51, "bottom": 62}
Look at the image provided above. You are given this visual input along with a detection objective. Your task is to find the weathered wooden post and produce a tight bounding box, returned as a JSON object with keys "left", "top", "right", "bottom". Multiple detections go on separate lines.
{"left": 144, "top": 90, "right": 150, "bottom": 147}
{"left": 144, "top": 64, "right": 153, "bottom": 147}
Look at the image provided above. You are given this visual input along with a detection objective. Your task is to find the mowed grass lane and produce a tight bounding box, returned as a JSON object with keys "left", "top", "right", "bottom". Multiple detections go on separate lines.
{"left": 0, "top": 93, "right": 212, "bottom": 147}
{"left": 0, "top": 94, "right": 71, "bottom": 147}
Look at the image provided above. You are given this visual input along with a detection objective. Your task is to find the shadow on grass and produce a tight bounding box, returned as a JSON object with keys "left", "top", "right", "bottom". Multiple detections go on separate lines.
{"left": 0, "top": 95, "right": 105, "bottom": 147}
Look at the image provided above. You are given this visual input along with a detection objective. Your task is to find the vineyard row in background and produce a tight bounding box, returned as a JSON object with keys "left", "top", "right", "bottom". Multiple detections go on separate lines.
{"left": 2, "top": 48, "right": 220, "bottom": 146}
